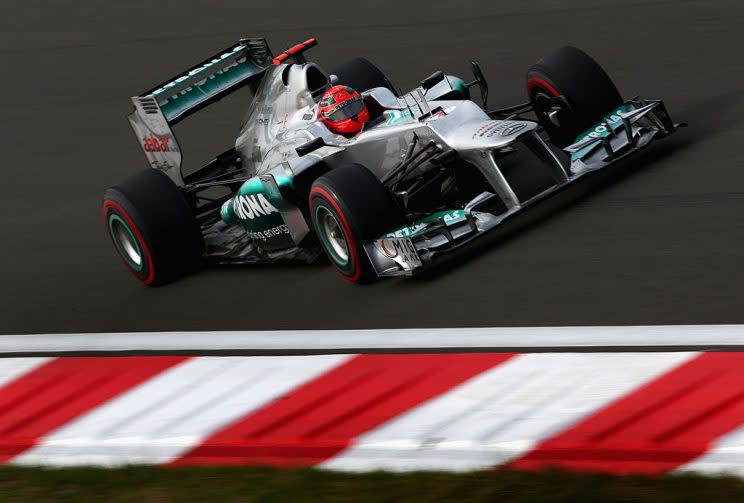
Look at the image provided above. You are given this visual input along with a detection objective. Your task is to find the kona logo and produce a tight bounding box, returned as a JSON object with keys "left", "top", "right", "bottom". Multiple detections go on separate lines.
{"left": 233, "top": 194, "right": 279, "bottom": 220}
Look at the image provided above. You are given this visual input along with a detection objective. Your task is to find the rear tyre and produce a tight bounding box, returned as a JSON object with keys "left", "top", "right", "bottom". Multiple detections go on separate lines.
{"left": 102, "top": 169, "right": 204, "bottom": 286}
{"left": 310, "top": 164, "right": 403, "bottom": 283}
{"left": 527, "top": 46, "right": 623, "bottom": 147}
{"left": 330, "top": 57, "right": 396, "bottom": 94}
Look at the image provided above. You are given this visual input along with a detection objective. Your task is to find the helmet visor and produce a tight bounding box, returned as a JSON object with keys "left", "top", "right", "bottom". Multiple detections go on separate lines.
{"left": 325, "top": 95, "right": 365, "bottom": 122}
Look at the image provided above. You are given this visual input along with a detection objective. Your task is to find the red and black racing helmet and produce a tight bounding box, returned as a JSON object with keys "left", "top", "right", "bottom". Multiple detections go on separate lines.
{"left": 318, "top": 85, "right": 369, "bottom": 135}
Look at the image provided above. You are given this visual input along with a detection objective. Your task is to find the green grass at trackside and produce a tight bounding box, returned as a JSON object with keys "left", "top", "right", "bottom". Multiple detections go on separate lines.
{"left": 1, "top": 465, "right": 744, "bottom": 502}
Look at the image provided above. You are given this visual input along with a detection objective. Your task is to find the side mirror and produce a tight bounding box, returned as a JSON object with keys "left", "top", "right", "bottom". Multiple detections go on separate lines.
{"left": 420, "top": 71, "right": 446, "bottom": 91}
{"left": 296, "top": 137, "right": 326, "bottom": 157}
{"left": 468, "top": 62, "right": 489, "bottom": 109}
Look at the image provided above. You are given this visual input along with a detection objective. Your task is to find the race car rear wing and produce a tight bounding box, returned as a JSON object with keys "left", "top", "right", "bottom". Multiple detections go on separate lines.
{"left": 128, "top": 38, "right": 273, "bottom": 185}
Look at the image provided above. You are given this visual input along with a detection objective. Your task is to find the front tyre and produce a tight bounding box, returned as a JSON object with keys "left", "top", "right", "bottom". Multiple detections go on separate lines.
{"left": 310, "top": 164, "right": 403, "bottom": 283}
{"left": 102, "top": 169, "right": 204, "bottom": 286}
{"left": 527, "top": 46, "right": 623, "bottom": 147}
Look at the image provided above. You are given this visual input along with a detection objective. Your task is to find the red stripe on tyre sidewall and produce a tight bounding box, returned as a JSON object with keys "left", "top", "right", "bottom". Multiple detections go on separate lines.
{"left": 527, "top": 76, "right": 560, "bottom": 98}
{"left": 102, "top": 199, "right": 155, "bottom": 285}
{"left": 309, "top": 186, "right": 361, "bottom": 282}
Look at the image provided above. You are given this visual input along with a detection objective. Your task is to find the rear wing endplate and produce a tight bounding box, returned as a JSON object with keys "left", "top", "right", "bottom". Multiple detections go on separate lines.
{"left": 128, "top": 38, "right": 272, "bottom": 185}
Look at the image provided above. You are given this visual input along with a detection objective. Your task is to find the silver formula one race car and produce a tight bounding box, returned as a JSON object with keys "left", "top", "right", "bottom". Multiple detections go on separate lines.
{"left": 103, "top": 37, "right": 683, "bottom": 285}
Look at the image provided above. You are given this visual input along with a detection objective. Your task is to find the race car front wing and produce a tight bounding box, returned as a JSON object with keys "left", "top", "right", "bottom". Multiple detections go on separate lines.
{"left": 365, "top": 98, "right": 685, "bottom": 278}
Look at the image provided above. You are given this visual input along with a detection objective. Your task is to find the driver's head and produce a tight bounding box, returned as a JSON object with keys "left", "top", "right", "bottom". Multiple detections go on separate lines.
{"left": 319, "top": 85, "right": 369, "bottom": 135}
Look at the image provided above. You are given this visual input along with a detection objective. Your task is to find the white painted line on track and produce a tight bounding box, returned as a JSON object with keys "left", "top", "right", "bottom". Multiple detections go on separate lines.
{"left": 1, "top": 325, "right": 744, "bottom": 354}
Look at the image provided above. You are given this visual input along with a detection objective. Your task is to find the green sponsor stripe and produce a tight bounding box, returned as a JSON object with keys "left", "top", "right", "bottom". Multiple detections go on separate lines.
{"left": 385, "top": 209, "right": 466, "bottom": 238}
{"left": 158, "top": 60, "right": 262, "bottom": 121}
{"left": 570, "top": 103, "right": 635, "bottom": 159}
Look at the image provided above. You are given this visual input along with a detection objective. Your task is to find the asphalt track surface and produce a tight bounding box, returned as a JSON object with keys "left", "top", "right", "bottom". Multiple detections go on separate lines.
{"left": 1, "top": 1, "right": 742, "bottom": 335}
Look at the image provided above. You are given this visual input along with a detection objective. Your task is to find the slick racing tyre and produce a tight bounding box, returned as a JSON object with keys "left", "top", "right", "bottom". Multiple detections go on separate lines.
{"left": 330, "top": 57, "right": 397, "bottom": 95}
{"left": 527, "top": 46, "right": 623, "bottom": 147}
{"left": 102, "top": 169, "right": 204, "bottom": 286}
{"left": 310, "top": 164, "right": 404, "bottom": 283}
